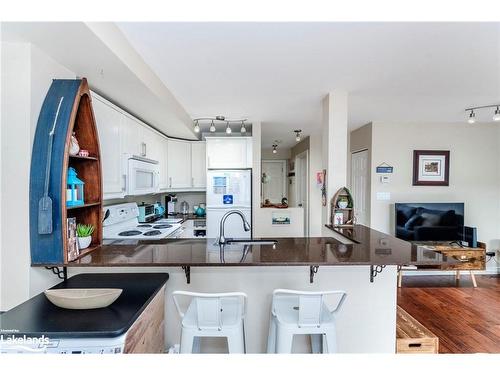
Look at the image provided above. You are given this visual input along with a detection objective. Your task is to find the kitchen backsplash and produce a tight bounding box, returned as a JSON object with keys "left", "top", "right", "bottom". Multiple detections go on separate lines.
{"left": 104, "top": 192, "right": 206, "bottom": 214}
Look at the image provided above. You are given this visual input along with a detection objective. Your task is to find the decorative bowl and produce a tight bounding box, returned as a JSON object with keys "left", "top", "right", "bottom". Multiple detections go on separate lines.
{"left": 44, "top": 288, "right": 123, "bottom": 309}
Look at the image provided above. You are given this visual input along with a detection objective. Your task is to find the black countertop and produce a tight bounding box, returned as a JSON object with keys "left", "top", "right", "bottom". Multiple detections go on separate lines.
{"left": 55, "top": 225, "right": 457, "bottom": 268}
{"left": 0, "top": 273, "right": 169, "bottom": 338}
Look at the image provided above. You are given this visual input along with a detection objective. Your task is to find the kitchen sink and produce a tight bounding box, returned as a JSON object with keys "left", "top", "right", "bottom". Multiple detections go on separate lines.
{"left": 226, "top": 239, "right": 278, "bottom": 246}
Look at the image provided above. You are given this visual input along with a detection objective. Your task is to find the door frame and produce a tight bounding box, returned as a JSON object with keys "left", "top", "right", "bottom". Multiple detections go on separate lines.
{"left": 261, "top": 159, "right": 287, "bottom": 204}
{"left": 295, "top": 150, "right": 309, "bottom": 236}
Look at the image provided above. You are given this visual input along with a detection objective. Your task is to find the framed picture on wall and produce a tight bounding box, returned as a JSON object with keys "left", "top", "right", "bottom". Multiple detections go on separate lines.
{"left": 412, "top": 150, "right": 450, "bottom": 186}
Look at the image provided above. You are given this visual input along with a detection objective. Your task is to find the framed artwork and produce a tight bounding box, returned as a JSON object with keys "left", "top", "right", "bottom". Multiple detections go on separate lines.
{"left": 412, "top": 150, "right": 450, "bottom": 186}
{"left": 272, "top": 211, "right": 290, "bottom": 225}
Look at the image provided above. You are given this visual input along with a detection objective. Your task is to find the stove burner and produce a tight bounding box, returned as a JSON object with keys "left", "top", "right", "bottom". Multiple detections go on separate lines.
{"left": 118, "top": 230, "right": 142, "bottom": 237}
{"left": 143, "top": 230, "right": 162, "bottom": 236}
{"left": 137, "top": 224, "right": 152, "bottom": 228}
{"left": 153, "top": 224, "right": 172, "bottom": 229}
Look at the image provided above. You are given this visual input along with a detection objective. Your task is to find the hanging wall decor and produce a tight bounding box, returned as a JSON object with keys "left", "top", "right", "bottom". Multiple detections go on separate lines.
{"left": 412, "top": 150, "right": 450, "bottom": 186}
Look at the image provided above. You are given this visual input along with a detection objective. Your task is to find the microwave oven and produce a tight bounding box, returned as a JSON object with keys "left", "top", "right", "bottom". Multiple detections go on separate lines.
{"left": 126, "top": 156, "right": 160, "bottom": 196}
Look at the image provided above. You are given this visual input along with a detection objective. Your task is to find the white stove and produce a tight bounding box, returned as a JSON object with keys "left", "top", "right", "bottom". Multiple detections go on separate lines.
{"left": 103, "top": 203, "right": 181, "bottom": 243}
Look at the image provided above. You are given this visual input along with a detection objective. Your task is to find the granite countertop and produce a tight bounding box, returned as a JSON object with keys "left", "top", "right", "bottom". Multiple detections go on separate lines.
{"left": 51, "top": 225, "right": 457, "bottom": 268}
{"left": 0, "top": 273, "right": 169, "bottom": 338}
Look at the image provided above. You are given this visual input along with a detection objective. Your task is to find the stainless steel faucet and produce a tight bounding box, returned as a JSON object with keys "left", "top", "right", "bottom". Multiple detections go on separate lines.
{"left": 217, "top": 210, "right": 251, "bottom": 245}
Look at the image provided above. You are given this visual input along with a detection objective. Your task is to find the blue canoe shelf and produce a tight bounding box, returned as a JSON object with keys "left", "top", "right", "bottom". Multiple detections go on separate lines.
{"left": 29, "top": 78, "right": 103, "bottom": 265}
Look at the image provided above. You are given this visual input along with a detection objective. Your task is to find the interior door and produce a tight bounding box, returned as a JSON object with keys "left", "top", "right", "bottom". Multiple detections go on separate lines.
{"left": 261, "top": 160, "right": 286, "bottom": 204}
{"left": 351, "top": 149, "right": 370, "bottom": 225}
{"left": 295, "top": 151, "right": 308, "bottom": 236}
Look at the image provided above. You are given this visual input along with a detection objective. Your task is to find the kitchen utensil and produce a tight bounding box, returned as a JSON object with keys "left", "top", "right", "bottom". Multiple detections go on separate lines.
{"left": 44, "top": 288, "right": 122, "bottom": 310}
{"left": 180, "top": 201, "right": 189, "bottom": 215}
{"left": 38, "top": 97, "right": 64, "bottom": 235}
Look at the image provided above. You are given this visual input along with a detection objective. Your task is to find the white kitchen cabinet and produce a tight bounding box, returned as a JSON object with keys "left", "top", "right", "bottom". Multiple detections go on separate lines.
{"left": 92, "top": 94, "right": 125, "bottom": 200}
{"left": 191, "top": 141, "right": 206, "bottom": 188}
{"left": 121, "top": 115, "right": 142, "bottom": 157}
{"left": 206, "top": 137, "right": 252, "bottom": 169}
{"left": 142, "top": 126, "right": 162, "bottom": 162}
{"left": 159, "top": 137, "right": 169, "bottom": 191}
{"left": 167, "top": 139, "right": 192, "bottom": 188}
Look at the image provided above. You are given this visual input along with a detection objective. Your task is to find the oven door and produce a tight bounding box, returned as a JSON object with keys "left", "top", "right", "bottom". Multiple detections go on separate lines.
{"left": 127, "top": 157, "right": 160, "bottom": 196}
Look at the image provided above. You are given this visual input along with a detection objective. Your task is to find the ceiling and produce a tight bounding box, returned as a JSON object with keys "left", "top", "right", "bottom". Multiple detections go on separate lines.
{"left": 117, "top": 22, "right": 500, "bottom": 148}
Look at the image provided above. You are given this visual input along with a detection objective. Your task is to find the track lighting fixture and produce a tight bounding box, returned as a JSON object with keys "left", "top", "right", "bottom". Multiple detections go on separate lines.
{"left": 272, "top": 144, "right": 278, "bottom": 154}
{"left": 494, "top": 107, "right": 500, "bottom": 122}
{"left": 465, "top": 104, "right": 500, "bottom": 124}
{"left": 193, "top": 120, "right": 200, "bottom": 133}
{"left": 210, "top": 120, "right": 216, "bottom": 132}
{"left": 226, "top": 122, "right": 232, "bottom": 134}
{"left": 467, "top": 110, "right": 476, "bottom": 124}
{"left": 294, "top": 130, "right": 302, "bottom": 142}
{"left": 240, "top": 120, "right": 246, "bottom": 134}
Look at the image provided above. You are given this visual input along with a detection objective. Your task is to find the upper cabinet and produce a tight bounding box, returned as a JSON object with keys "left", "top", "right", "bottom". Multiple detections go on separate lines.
{"left": 167, "top": 139, "right": 192, "bottom": 189}
{"left": 93, "top": 95, "right": 125, "bottom": 200}
{"left": 91, "top": 91, "right": 207, "bottom": 197}
{"left": 191, "top": 141, "right": 206, "bottom": 188}
{"left": 206, "top": 137, "right": 252, "bottom": 169}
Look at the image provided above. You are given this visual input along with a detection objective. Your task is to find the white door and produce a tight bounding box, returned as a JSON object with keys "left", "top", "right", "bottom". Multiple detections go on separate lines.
{"left": 191, "top": 141, "right": 206, "bottom": 188}
{"left": 167, "top": 139, "right": 192, "bottom": 188}
{"left": 351, "top": 150, "right": 370, "bottom": 225}
{"left": 92, "top": 97, "right": 125, "bottom": 199}
{"left": 261, "top": 160, "right": 286, "bottom": 204}
{"left": 295, "top": 151, "right": 308, "bottom": 236}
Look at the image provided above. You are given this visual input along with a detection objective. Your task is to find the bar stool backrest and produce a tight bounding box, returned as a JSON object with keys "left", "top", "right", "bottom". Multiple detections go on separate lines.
{"left": 195, "top": 297, "right": 222, "bottom": 330}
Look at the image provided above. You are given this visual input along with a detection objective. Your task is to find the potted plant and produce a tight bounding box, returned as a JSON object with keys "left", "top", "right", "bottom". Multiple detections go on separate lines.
{"left": 76, "top": 223, "right": 94, "bottom": 250}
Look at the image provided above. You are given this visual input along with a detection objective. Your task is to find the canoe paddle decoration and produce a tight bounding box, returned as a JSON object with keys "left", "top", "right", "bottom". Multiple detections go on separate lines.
{"left": 38, "top": 97, "right": 64, "bottom": 235}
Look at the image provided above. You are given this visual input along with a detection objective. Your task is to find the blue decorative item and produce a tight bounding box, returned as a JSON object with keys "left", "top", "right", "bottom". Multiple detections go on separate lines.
{"left": 195, "top": 206, "right": 205, "bottom": 216}
{"left": 66, "top": 167, "right": 85, "bottom": 207}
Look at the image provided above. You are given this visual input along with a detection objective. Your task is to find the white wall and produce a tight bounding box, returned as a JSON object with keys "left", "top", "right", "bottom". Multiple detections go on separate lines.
{"left": 254, "top": 208, "right": 304, "bottom": 237}
{"left": 369, "top": 121, "right": 500, "bottom": 254}
{"left": 0, "top": 42, "right": 76, "bottom": 310}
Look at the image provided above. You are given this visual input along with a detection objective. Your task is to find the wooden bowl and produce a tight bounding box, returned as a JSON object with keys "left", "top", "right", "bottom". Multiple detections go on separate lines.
{"left": 44, "top": 288, "right": 122, "bottom": 309}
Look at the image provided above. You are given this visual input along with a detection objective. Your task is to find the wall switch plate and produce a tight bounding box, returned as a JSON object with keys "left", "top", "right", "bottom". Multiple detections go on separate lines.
{"left": 380, "top": 175, "right": 390, "bottom": 184}
{"left": 376, "top": 192, "right": 391, "bottom": 201}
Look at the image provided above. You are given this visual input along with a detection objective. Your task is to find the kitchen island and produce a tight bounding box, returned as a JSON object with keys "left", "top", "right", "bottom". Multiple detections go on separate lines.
{"left": 35, "top": 225, "right": 455, "bottom": 353}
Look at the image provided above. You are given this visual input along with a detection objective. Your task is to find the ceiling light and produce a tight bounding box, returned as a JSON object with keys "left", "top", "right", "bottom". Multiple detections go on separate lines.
{"left": 240, "top": 121, "right": 246, "bottom": 134}
{"left": 226, "top": 122, "right": 232, "bottom": 134}
{"left": 210, "top": 120, "right": 216, "bottom": 132}
{"left": 467, "top": 110, "right": 476, "bottom": 124}
{"left": 294, "top": 130, "right": 302, "bottom": 142}
{"left": 272, "top": 144, "right": 278, "bottom": 154}
{"left": 193, "top": 120, "right": 200, "bottom": 133}
{"left": 494, "top": 107, "right": 500, "bottom": 121}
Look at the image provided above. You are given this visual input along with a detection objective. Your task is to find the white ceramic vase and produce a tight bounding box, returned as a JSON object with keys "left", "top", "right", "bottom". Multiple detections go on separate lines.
{"left": 78, "top": 236, "right": 91, "bottom": 249}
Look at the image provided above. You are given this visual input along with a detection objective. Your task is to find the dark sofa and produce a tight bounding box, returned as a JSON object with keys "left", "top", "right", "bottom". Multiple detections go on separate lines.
{"left": 395, "top": 205, "right": 462, "bottom": 241}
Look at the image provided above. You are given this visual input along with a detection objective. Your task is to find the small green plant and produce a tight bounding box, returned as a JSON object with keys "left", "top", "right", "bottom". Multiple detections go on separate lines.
{"left": 76, "top": 224, "right": 95, "bottom": 237}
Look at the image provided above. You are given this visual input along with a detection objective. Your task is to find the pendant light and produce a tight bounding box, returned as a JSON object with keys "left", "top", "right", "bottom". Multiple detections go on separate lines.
{"left": 294, "top": 129, "right": 302, "bottom": 142}
{"left": 226, "top": 122, "right": 232, "bottom": 134}
{"left": 494, "top": 106, "right": 500, "bottom": 122}
{"left": 240, "top": 120, "right": 247, "bottom": 134}
{"left": 210, "top": 120, "right": 216, "bottom": 132}
{"left": 193, "top": 120, "right": 200, "bottom": 133}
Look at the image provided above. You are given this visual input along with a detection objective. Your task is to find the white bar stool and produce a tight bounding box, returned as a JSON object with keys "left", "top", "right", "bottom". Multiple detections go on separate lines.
{"left": 267, "top": 289, "right": 347, "bottom": 354}
{"left": 173, "top": 291, "right": 247, "bottom": 354}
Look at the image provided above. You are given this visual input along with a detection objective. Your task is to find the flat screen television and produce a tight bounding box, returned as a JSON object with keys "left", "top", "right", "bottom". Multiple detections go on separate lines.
{"left": 395, "top": 202, "right": 464, "bottom": 242}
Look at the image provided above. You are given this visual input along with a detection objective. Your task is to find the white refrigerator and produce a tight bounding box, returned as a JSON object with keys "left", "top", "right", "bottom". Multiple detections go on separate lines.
{"left": 206, "top": 169, "right": 252, "bottom": 239}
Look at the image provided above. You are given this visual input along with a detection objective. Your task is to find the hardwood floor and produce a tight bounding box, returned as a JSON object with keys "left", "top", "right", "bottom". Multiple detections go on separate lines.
{"left": 397, "top": 274, "right": 500, "bottom": 354}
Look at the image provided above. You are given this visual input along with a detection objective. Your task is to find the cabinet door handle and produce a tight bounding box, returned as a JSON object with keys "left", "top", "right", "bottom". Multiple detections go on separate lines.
{"left": 141, "top": 142, "right": 146, "bottom": 156}
{"left": 122, "top": 174, "right": 127, "bottom": 192}
{"left": 169, "top": 177, "right": 172, "bottom": 188}
{"left": 192, "top": 177, "right": 194, "bottom": 187}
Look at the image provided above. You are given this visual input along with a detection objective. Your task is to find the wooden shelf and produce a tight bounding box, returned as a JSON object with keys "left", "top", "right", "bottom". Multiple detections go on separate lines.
{"left": 67, "top": 202, "right": 101, "bottom": 210}
{"left": 69, "top": 155, "right": 98, "bottom": 161}
{"left": 70, "top": 245, "right": 100, "bottom": 262}
{"left": 334, "top": 208, "right": 353, "bottom": 210}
